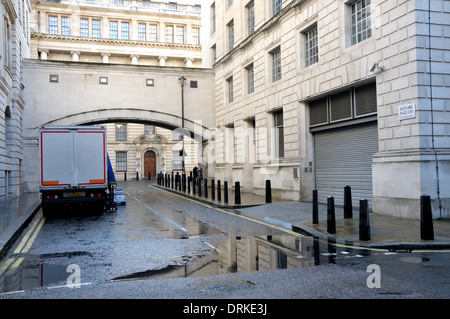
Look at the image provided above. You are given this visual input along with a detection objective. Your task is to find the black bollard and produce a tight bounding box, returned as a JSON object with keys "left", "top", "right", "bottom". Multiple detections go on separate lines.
{"left": 148, "top": 172, "right": 151, "bottom": 180}
{"left": 198, "top": 177, "right": 202, "bottom": 196}
{"left": 420, "top": 195, "right": 434, "bottom": 240}
{"left": 171, "top": 172, "right": 174, "bottom": 189}
{"left": 359, "top": 198, "right": 371, "bottom": 241}
{"left": 235, "top": 181, "right": 241, "bottom": 205}
{"left": 136, "top": 172, "right": 139, "bottom": 181}
{"left": 344, "top": 185, "right": 353, "bottom": 219}
{"left": 217, "top": 180, "right": 221, "bottom": 201}
{"left": 176, "top": 172, "right": 179, "bottom": 190}
{"left": 312, "top": 189, "right": 319, "bottom": 224}
{"left": 182, "top": 174, "right": 186, "bottom": 192}
{"left": 211, "top": 179, "right": 215, "bottom": 200}
{"left": 124, "top": 171, "right": 127, "bottom": 181}
{"left": 327, "top": 196, "right": 336, "bottom": 234}
{"left": 204, "top": 178, "right": 208, "bottom": 198}
{"left": 224, "top": 181, "right": 228, "bottom": 204}
{"left": 187, "top": 176, "right": 191, "bottom": 194}
{"left": 265, "top": 180, "right": 272, "bottom": 203}
{"left": 193, "top": 175, "right": 196, "bottom": 194}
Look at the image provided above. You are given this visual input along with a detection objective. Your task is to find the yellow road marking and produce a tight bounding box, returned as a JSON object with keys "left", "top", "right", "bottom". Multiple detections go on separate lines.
{"left": 6, "top": 257, "right": 25, "bottom": 276}
{"left": 14, "top": 215, "right": 43, "bottom": 254}
{"left": 21, "top": 216, "right": 46, "bottom": 254}
{"left": 0, "top": 258, "right": 16, "bottom": 277}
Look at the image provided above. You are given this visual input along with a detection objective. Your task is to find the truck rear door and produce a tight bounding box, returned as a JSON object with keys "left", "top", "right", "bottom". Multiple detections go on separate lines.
{"left": 74, "top": 129, "right": 107, "bottom": 187}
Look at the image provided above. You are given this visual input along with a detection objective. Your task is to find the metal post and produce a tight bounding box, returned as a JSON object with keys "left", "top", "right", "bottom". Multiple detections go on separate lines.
{"left": 344, "top": 185, "right": 353, "bottom": 218}
{"left": 204, "top": 178, "right": 208, "bottom": 198}
{"left": 224, "top": 181, "right": 228, "bottom": 204}
{"left": 420, "top": 195, "right": 434, "bottom": 240}
{"left": 124, "top": 171, "right": 127, "bottom": 181}
{"left": 327, "top": 196, "right": 336, "bottom": 234}
{"left": 217, "top": 180, "right": 221, "bottom": 201}
{"left": 198, "top": 177, "right": 202, "bottom": 196}
{"left": 211, "top": 179, "right": 215, "bottom": 200}
{"left": 265, "top": 180, "right": 272, "bottom": 203}
{"left": 136, "top": 172, "right": 139, "bottom": 181}
{"left": 187, "top": 176, "right": 191, "bottom": 194}
{"left": 235, "top": 181, "right": 241, "bottom": 205}
{"left": 182, "top": 174, "right": 186, "bottom": 192}
{"left": 312, "top": 189, "right": 319, "bottom": 224}
{"left": 192, "top": 174, "right": 196, "bottom": 194}
{"left": 359, "top": 198, "right": 371, "bottom": 241}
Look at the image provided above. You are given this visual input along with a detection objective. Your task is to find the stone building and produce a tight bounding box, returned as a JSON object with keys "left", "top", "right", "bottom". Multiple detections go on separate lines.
{"left": 205, "top": 0, "right": 449, "bottom": 219}
{"left": 24, "top": 0, "right": 205, "bottom": 183}
{"left": 0, "top": 0, "right": 31, "bottom": 203}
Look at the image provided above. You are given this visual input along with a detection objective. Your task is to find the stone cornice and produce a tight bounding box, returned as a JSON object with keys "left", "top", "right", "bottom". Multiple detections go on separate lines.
{"left": 31, "top": 33, "right": 202, "bottom": 51}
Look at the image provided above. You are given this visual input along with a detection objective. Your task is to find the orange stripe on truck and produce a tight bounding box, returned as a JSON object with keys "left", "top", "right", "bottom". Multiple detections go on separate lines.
{"left": 89, "top": 179, "right": 105, "bottom": 184}
{"left": 42, "top": 181, "right": 59, "bottom": 186}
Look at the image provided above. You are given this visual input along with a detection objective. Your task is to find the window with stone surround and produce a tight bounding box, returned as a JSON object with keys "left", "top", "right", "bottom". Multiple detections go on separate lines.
{"left": 351, "top": 0, "right": 372, "bottom": 45}
{"left": 304, "top": 25, "right": 318, "bottom": 67}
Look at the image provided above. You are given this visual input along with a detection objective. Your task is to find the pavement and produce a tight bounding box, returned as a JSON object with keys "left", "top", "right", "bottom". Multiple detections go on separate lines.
{"left": 1, "top": 180, "right": 449, "bottom": 257}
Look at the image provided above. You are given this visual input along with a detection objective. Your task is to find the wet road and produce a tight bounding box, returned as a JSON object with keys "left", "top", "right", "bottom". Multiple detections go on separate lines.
{"left": 0, "top": 181, "right": 449, "bottom": 299}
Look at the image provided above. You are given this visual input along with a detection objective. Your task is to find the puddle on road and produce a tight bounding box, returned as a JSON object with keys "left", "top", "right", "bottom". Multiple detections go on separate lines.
{"left": 110, "top": 234, "right": 354, "bottom": 282}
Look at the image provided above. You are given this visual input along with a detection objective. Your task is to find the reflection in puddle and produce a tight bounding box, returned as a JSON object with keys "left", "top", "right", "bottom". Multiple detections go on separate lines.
{"left": 112, "top": 234, "right": 335, "bottom": 282}
{"left": 0, "top": 234, "right": 347, "bottom": 294}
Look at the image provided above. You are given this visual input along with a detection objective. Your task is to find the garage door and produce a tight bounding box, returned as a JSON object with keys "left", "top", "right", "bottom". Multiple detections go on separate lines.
{"left": 314, "top": 122, "right": 378, "bottom": 208}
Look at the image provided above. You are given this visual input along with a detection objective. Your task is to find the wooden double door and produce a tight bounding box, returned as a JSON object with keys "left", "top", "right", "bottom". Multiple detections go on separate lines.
{"left": 144, "top": 150, "right": 157, "bottom": 178}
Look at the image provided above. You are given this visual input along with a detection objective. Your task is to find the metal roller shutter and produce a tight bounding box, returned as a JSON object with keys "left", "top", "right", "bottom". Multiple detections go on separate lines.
{"left": 314, "top": 122, "right": 378, "bottom": 208}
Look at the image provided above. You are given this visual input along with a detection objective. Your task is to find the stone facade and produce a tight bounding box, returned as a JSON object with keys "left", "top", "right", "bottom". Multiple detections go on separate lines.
{"left": 0, "top": 0, "right": 31, "bottom": 203}
{"left": 205, "top": 0, "right": 450, "bottom": 218}
{"left": 30, "top": 0, "right": 202, "bottom": 67}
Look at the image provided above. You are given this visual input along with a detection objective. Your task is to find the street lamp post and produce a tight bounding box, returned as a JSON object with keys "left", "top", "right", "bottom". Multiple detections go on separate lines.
{"left": 179, "top": 74, "right": 186, "bottom": 174}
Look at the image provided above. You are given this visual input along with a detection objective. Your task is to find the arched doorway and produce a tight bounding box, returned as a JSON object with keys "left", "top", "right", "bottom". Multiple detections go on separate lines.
{"left": 144, "top": 150, "right": 157, "bottom": 179}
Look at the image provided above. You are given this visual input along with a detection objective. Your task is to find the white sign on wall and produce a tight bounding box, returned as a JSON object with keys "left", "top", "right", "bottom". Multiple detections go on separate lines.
{"left": 398, "top": 103, "right": 416, "bottom": 120}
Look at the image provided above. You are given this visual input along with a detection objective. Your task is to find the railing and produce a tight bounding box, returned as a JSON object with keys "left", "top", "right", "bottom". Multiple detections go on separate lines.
{"left": 40, "top": 0, "right": 201, "bottom": 15}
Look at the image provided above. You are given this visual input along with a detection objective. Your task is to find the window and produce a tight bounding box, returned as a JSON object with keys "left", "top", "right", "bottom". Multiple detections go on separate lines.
{"left": 172, "top": 151, "right": 183, "bottom": 171}
{"left": 246, "top": 63, "right": 254, "bottom": 94}
{"left": 351, "top": 0, "right": 372, "bottom": 45}
{"left": 110, "top": 21, "right": 118, "bottom": 39}
{"left": 49, "top": 16, "right": 58, "bottom": 34}
{"left": 115, "top": 124, "right": 127, "bottom": 141}
{"left": 227, "top": 76, "right": 234, "bottom": 103}
{"left": 175, "top": 26, "right": 184, "bottom": 44}
{"left": 271, "top": 47, "right": 282, "bottom": 82}
{"left": 149, "top": 24, "right": 157, "bottom": 42}
{"left": 304, "top": 25, "right": 318, "bottom": 67}
{"left": 116, "top": 152, "right": 127, "bottom": 171}
{"left": 121, "top": 22, "right": 129, "bottom": 40}
{"left": 273, "top": 109, "right": 284, "bottom": 158}
{"left": 138, "top": 23, "right": 146, "bottom": 41}
{"left": 354, "top": 82, "right": 377, "bottom": 116}
{"left": 92, "top": 20, "right": 101, "bottom": 38}
{"left": 61, "top": 17, "right": 70, "bottom": 35}
{"left": 210, "top": 3, "right": 216, "bottom": 34}
{"left": 166, "top": 25, "right": 174, "bottom": 42}
{"left": 308, "top": 82, "right": 377, "bottom": 127}
{"left": 80, "top": 18, "right": 89, "bottom": 37}
{"left": 228, "top": 20, "right": 234, "bottom": 52}
{"left": 192, "top": 27, "right": 200, "bottom": 44}
{"left": 247, "top": 1, "right": 255, "bottom": 36}
{"left": 273, "top": 0, "right": 282, "bottom": 16}
{"left": 309, "top": 98, "right": 328, "bottom": 126}
{"left": 330, "top": 90, "right": 352, "bottom": 122}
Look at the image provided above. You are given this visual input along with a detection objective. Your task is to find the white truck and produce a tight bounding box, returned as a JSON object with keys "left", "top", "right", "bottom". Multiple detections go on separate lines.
{"left": 39, "top": 125, "right": 108, "bottom": 216}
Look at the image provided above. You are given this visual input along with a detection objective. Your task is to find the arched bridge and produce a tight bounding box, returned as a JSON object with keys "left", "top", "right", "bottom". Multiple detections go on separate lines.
{"left": 22, "top": 59, "right": 216, "bottom": 191}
